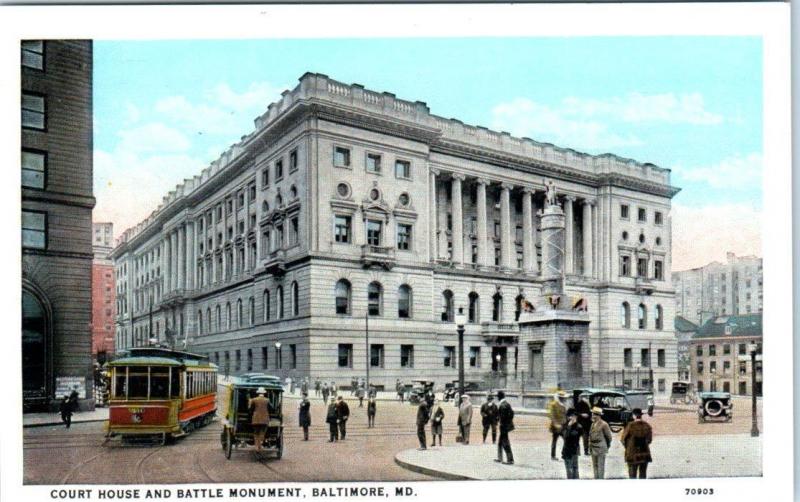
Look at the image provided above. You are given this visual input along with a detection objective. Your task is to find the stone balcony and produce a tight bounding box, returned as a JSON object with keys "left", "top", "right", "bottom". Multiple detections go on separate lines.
{"left": 480, "top": 321, "right": 519, "bottom": 345}
{"left": 161, "top": 289, "right": 186, "bottom": 306}
{"left": 635, "top": 276, "right": 655, "bottom": 295}
{"left": 360, "top": 244, "right": 396, "bottom": 270}
{"left": 264, "top": 249, "right": 287, "bottom": 276}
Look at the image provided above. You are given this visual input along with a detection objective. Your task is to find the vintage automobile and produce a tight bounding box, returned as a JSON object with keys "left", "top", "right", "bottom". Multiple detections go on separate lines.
{"left": 573, "top": 388, "right": 655, "bottom": 432}
{"left": 219, "top": 377, "right": 284, "bottom": 459}
{"left": 697, "top": 392, "right": 733, "bottom": 423}
{"left": 443, "top": 381, "right": 482, "bottom": 402}
{"left": 408, "top": 380, "right": 435, "bottom": 405}
{"left": 670, "top": 381, "right": 697, "bottom": 404}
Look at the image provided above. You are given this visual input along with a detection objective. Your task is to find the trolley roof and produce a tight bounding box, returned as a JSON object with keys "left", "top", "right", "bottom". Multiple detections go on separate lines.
{"left": 228, "top": 376, "right": 283, "bottom": 391}
{"left": 110, "top": 347, "right": 217, "bottom": 369}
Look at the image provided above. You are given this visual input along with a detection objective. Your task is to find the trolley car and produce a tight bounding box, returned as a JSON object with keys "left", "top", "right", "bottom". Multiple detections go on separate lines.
{"left": 106, "top": 348, "right": 218, "bottom": 445}
{"left": 220, "top": 377, "right": 284, "bottom": 459}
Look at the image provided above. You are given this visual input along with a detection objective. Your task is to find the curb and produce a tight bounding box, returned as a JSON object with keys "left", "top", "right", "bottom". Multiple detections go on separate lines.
{"left": 24, "top": 418, "right": 108, "bottom": 429}
{"left": 393, "top": 454, "right": 474, "bottom": 481}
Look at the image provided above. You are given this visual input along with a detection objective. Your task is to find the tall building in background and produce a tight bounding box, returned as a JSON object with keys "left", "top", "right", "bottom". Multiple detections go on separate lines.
{"left": 91, "top": 222, "right": 115, "bottom": 363}
{"left": 21, "top": 41, "right": 95, "bottom": 411}
{"left": 672, "top": 252, "right": 763, "bottom": 325}
{"left": 112, "top": 73, "right": 680, "bottom": 393}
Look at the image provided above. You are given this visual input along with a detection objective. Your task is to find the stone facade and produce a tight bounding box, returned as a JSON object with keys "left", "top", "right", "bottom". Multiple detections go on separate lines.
{"left": 111, "top": 72, "right": 680, "bottom": 393}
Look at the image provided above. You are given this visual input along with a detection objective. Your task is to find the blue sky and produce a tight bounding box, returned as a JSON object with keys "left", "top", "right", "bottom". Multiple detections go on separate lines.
{"left": 93, "top": 37, "right": 763, "bottom": 270}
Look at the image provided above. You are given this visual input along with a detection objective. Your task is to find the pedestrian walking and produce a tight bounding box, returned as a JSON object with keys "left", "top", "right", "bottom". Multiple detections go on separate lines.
{"left": 561, "top": 408, "right": 583, "bottom": 479}
{"left": 322, "top": 382, "right": 330, "bottom": 404}
{"left": 457, "top": 395, "right": 473, "bottom": 444}
{"left": 396, "top": 379, "right": 405, "bottom": 403}
{"left": 68, "top": 387, "right": 80, "bottom": 413}
{"left": 416, "top": 399, "right": 430, "bottom": 450}
{"left": 430, "top": 398, "right": 444, "bottom": 446}
{"left": 59, "top": 396, "right": 72, "bottom": 429}
{"left": 547, "top": 391, "right": 567, "bottom": 460}
{"left": 301, "top": 377, "right": 309, "bottom": 396}
{"left": 575, "top": 394, "right": 592, "bottom": 455}
{"left": 336, "top": 396, "right": 350, "bottom": 440}
{"left": 480, "top": 394, "right": 499, "bottom": 444}
{"left": 298, "top": 392, "right": 311, "bottom": 441}
{"left": 331, "top": 381, "right": 338, "bottom": 399}
{"left": 621, "top": 408, "right": 653, "bottom": 479}
{"left": 314, "top": 378, "right": 321, "bottom": 397}
{"left": 356, "top": 385, "right": 365, "bottom": 408}
{"left": 350, "top": 377, "right": 357, "bottom": 396}
{"left": 367, "top": 397, "right": 377, "bottom": 428}
{"left": 589, "top": 406, "right": 612, "bottom": 479}
{"left": 248, "top": 387, "right": 270, "bottom": 453}
{"left": 368, "top": 384, "right": 377, "bottom": 399}
{"left": 494, "top": 390, "right": 515, "bottom": 465}
{"left": 326, "top": 400, "right": 339, "bottom": 442}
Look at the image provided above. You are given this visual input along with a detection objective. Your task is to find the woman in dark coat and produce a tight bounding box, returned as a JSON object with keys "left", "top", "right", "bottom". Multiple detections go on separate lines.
{"left": 298, "top": 393, "right": 311, "bottom": 441}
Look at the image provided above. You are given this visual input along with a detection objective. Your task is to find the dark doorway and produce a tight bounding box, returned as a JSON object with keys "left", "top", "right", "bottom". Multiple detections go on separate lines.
{"left": 22, "top": 290, "right": 48, "bottom": 402}
{"left": 566, "top": 342, "right": 582, "bottom": 379}
{"left": 491, "top": 346, "right": 507, "bottom": 372}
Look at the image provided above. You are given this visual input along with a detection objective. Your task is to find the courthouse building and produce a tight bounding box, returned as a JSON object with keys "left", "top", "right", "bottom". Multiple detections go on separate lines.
{"left": 112, "top": 73, "right": 680, "bottom": 392}
{"left": 21, "top": 41, "right": 95, "bottom": 410}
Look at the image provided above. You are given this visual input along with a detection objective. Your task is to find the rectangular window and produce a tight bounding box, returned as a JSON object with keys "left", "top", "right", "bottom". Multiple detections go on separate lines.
{"left": 723, "top": 360, "right": 731, "bottom": 374}
{"left": 641, "top": 348, "right": 650, "bottom": 367}
{"left": 621, "top": 255, "right": 631, "bottom": 277}
{"left": 697, "top": 361, "right": 704, "bottom": 374}
{"left": 289, "top": 149, "right": 298, "bottom": 172}
{"left": 227, "top": 199, "right": 233, "bottom": 214}
{"left": 370, "top": 344, "right": 384, "bottom": 368}
{"left": 366, "top": 153, "right": 382, "bottom": 173}
{"left": 638, "top": 207, "right": 647, "bottom": 222}
{"left": 338, "top": 344, "right": 353, "bottom": 368}
{"left": 366, "top": 220, "right": 382, "bottom": 246}
{"left": 397, "top": 223, "right": 412, "bottom": 251}
{"left": 723, "top": 344, "right": 731, "bottom": 355}
{"left": 275, "top": 159, "right": 284, "bottom": 180}
{"left": 400, "top": 344, "right": 414, "bottom": 368}
{"left": 21, "top": 149, "right": 46, "bottom": 189}
{"left": 262, "top": 168, "right": 270, "bottom": 187}
{"left": 443, "top": 346, "right": 456, "bottom": 368}
{"left": 738, "top": 343, "right": 747, "bottom": 355}
{"left": 334, "top": 146, "right": 351, "bottom": 167}
{"left": 709, "top": 360, "right": 716, "bottom": 373}
{"left": 22, "top": 210, "right": 46, "bottom": 249}
{"left": 395, "top": 159, "right": 411, "bottom": 179}
{"left": 655, "top": 211, "right": 663, "bottom": 225}
{"left": 709, "top": 344, "right": 716, "bottom": 356}
{"left": 657, "top": 349, "right": 665, "bottom": 367}
{"left": 290, "top": 217, "right": 299, "bottom": 246}
{"left": 290, "top": 344, "right": 297, "bottom": 369}
{"left": 247, "top": 348, "right": 253, "bottom": 371}
{"left": 249, "top": 184, "right": 256, "bottom": 201}
{"left": 658, "top": 379, "right": 666, "bottom": 393}
{"left": 620, "top": 204, "right": 629, "bottom": 219}
{"left": 22, "top": 92, "right": 45, "bottom": 130}
{"left": 237, "top": 191, "right": 244, "bottom": 208}
{"left": 654, "top": 260, "right": 664, "bottom": 280}
{"left": 637, "top": 258, "right": 648, "bottom": 278}
{"left": 235, "top": 350, "right": 241, "bottom": 371}
{"left": 334, "top": 215, "right": 351, "bottom": 243}
{"left": 261, "top": 347, "right": 268, "bottom": 369}
{"left": 469, "top": 347, "right": 480, "bottom": 368}
{"left": 21, "top": 40, "right": 44, "bottom": 70}
{"left": 276, "top": 224, "right": 284, "bottom": 248}
{"left": 624, "top": 348, "right": 632, "bottom": 368}
{"left": 739, "top": 361, "right": 747, "bottom": 375}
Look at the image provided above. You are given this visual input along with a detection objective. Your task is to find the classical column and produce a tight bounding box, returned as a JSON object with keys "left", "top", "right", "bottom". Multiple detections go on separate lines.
{"left": 564, "top": 196, "right": 575, "bottom": 274}
{"left": 165, "top": 233, "right": 172, "bottom": 292}
{"left": 161, "top": 238, "right": 167, "bottom": 294}
{"left": 450, "top": 173, "right": 465, "bottom": 264}
{"left": 177, "top": 225, "right": 185, "bottom": 290}
{"left": 429, "top": 169, "right": 439, "bottom": 261}
{"left": 500, "top": 183, "right": 514, "bottom": 270}
{"left": 437, "top": 178, "right": 449, "bottom": 259}
{"left": 582, "top": 200, "right": 594, "bottom": 277}
{"left": 171, "top": 230, "right": 178, "bottom": 291}
{"left": 476, "top": 179, "right": 490, "bottom": 268}
{"left": 188, "top": 221, "right": 196, "bottom": 290}
{"left": 522, "top": 187, "right": 535, "bottom": 274}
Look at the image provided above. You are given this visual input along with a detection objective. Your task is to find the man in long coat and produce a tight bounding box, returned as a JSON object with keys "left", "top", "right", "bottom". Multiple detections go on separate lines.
{"left": 574, "top": 394, "right": 592, "bottom": 455}
{"left": 367, "top": 397, "right": 377, "bottom": 428}
{"left": 561, "top": 408, "right": 583, "bottom": 479}
{"left": 495, "top": 390, "right": 515, "bottom": 465}
{"left": 322, "top": 382, "right": 330, "bottom": 404}
{"left": 248, "top": 387, "right": 270, "bottom": 452}
{"left": 416, "top": 400, "right": 430, "bottom": 450}
{"left": 336, "top": 396, "right": 350, "bottom": 440}
{"left": 325, "top": 400, "right": 339, "bottom": 442}
{"left": 588, "top": 406, "right": 613, "bottom": 479}
{"left": 298, "top": 392, "right": 311, "bottom": 441}
{"left": 621, "top": 408, "right": 653, "bottom": 478}
{"left": 480, "top": 394, "right": 499, "bottom": 444}
{"left": 458, "top": 395, "right": 473, "bottom": 444}
{"left": 547, "top": 392, "right": 567, "bottom": 460}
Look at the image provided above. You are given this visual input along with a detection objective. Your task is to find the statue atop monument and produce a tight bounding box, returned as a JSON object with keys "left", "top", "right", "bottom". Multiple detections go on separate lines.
{"left": 544, "top": 179, "right": 558, "bottom": 207}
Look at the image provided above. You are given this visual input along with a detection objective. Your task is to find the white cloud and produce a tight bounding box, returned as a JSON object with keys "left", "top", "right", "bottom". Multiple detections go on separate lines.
{"left": 677, "top": 152, "right": 762, "bottom": 190}
{"left": 491, "top": 98, "right": 642, "bottom": 151}
{"left": 117, "top": 122, "right": 191, "bottom": 153}
{"left": 124, "top": 102, "right": 140, "bottom": 125}
{"left": 563, "top": 92, "right": 723, "bottom": 125}
{"left": 671, "top": 203, "right": 762, "bottom": 271}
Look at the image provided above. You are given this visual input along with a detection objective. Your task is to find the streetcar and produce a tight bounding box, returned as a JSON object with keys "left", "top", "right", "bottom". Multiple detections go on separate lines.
{"left": 105, "top": 347, "right": 218, "bottom": 445}
{"left": 219, "top": 376, "right": 284, "bottom": 459}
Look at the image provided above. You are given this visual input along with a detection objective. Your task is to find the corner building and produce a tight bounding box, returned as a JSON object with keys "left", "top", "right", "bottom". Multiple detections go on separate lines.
{"left": 112, "top": 73, "right": 680, "bottom": 392}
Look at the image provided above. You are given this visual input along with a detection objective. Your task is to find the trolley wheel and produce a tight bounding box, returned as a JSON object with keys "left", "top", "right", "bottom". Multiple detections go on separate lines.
{"left": 276, "top": 431, "right": 283, "bottom": 459}
{"left": 225, "top": 429, "right": 233, "bottom": 460}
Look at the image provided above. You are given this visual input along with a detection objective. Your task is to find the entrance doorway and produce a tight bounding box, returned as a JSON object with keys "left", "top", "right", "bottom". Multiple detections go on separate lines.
{"left": 491, "top": 346, "right": 507, "bottom": 372}
{"left": 22, "top": 290, "right": 48, "bottom": 404}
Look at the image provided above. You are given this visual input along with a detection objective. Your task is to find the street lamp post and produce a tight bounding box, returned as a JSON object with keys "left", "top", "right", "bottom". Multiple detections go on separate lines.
{"left": 454, "top": 308, "right": 467, "bottom": 399}
{"left": 748, "top": 342, "right": 759, "bottom": 437}
{"left": 275, "top": 341, "right": 282, "bottom": 377}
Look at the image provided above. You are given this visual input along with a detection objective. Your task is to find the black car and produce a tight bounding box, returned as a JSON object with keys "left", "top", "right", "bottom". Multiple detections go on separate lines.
{"left": 443, "top": 381, "right": 482, "bottom": 402}
{"left": 573, "top": 388, "right": 655, "bottom": 432}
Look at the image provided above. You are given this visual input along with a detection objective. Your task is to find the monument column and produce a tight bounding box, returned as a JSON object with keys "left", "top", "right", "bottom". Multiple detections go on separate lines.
{"left": 582, "top": 200, "right": 594, "bottom": 277}
{"left": 564, "top": 196, "right": 575, "bottom": 274}
{"left": 500, "top": 183, "right": 514, "bottom": 271}
{"left": 451, "top": 173, "right": 465, "bottom": 265}
{"left": 522, "top": 187, "right": 535, "bottom": 274}
{"left": 476, "top": 179, "right": 490, "bottom": 268}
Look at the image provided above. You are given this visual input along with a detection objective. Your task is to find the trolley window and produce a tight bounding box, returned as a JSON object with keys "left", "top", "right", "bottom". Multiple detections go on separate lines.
{"left": 150, "top": 367, "right": 169, "bottom": 398}
{"left": 114, "top": 368, "right": 127, "bottom": 398}
{"left": 170, "top": 368, "right": 180, "bottom": 398}
{"left": 128, "top": 367, "right": 149, "bottom": 399}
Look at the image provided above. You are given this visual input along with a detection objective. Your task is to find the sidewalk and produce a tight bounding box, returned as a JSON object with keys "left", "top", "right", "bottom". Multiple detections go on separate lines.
{"left": 23, "top": 407, "right": 109, "bottom": 428}
{"left": 395, "top": 434, "right": 761, "bottom": 480}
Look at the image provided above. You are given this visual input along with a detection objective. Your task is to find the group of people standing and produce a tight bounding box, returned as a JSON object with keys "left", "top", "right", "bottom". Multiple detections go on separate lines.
{"left": 548, "top": 391, "right": 653, "bottom": 479}
{"left": 293, "top": 382, "right": 378, "bottom": 442}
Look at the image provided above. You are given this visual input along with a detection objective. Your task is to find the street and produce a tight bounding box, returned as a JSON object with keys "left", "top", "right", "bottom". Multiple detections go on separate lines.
{"left": 23, "top": 394, "right": 762, "bottom": 484}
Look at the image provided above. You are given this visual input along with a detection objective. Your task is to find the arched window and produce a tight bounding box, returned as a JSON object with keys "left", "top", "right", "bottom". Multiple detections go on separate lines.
{"left": 398, "top": 285, "right": 412, "bottom": 318}
{"left": 237, "top": 299, "right": 243, "bottom": 327}
{"left": 638, "top": 303, "right": 647, "bottom": 330}
{"left": 277, "top": 286, "right": 284, "bottom": 319}
{"left": 262, "top": 201, "right": 269, "bottom": 213}
{"left": 621, "top": 302, "right": 630, "bottom": 328}
{"left": 249, "top": 297, "right": 255, "bottom": 326}
{"left": 468, "top": 292, "right": 480, "bottom": 323}
{"left": 368, "top": 282, "right": 383, "bottom": 317}
{"left": 207, "top": 307, "right": 212, "bottom": 333}
{"left": 198, "top": 310, "right": 203, "bottom": 334}
{"left": 292, "top": 281, "right": 299, "bottom": 317}
{"left": 492, "top": 293, "right": 503, "bottom": 322}
{"left": 514, "top": 295, "right": 525, "bottom": 321}
{"left": 441, "top": 290, "right": 454, "bottom": 322}
{"left": 226, "top": 302, "right": 232, "bottom": 330}
{"left": 655, "top": 304, "right": 663, "bottom": 330}
{"left": 335, "top": 280, "right": 351, "bottom": 315}
{"left": 263, "top": 289, "right": 271, "bottom": 321}
{"left": 215, "top": 305, "right": 221, "bottom": 332}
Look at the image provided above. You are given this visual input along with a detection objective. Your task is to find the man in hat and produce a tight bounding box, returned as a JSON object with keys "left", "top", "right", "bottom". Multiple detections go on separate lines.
{"left": 575, "top": 394, "right": 592, "bottom": 455}
{"left": 430, "top": 398, "right": 445, "bottom": 446}
{"left": 480, "top": 394, "right": 499, "bottom": 444}
{"left": 589, "top": 406, "right": 613, "bottom": 479}
{"left": 547, "top": 391, "right": 567, "bottom": 460}
{"left": 336, "top": 395, "right": 350, "bottom": 440}
{"left": 325, "top": 399, "right": 339, "bottom": 442}
{"left": 561, "top": 408, "right": 583, "bottom": 479}
{"left": 248, "top": 387, "right": 270, "bottom": 452}
{"left": 458, "top": 395, "right": 473, "bottom": 445}
{"left": 621, "top": 408, "right": 653, "bottom": 478}
{"left": 59, "top": 395, "right": 73, "bottom": 428}
{"left": 298, "top": 392, "right": 311, "bottom": 441}
{"left": 367, "top": 396, "right": 377, "bottom": 428}
{"left": 494, "top": 390, "right": 515, "bottom": 465}
{"left": 322, "top": 381, "right": 330, "bottom": 404}
{"left": 314, "top": 378, "right": 321, "bottom": 397}
{"left": 416, "top": 398, "right": 430, "bottom": 450}
{"left": 396, "top": 379, "right": 405, "bottom": 403}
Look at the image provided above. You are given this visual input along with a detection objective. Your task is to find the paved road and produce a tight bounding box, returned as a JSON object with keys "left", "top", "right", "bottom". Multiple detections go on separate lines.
{"left": 23, "top": 395, "right": 762, "bottom": 484}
